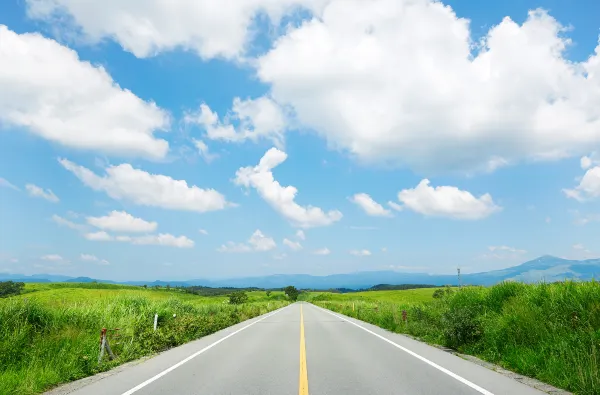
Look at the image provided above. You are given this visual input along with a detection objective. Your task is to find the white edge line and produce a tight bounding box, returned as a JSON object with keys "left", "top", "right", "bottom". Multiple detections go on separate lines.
{"left": 121, "top": 304, "right": 292, "bottom": 395}
{"left": 312, "top": 304, "right": 495, "bottom": 395}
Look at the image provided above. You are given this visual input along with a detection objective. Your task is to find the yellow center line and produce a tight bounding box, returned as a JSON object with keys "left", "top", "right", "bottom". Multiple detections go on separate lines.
{"left": 299, "top": 304, "right": 309, "bottom": 395}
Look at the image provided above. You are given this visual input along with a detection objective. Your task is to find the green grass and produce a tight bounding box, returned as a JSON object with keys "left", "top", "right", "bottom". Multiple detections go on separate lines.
{"left": 302, "top": 287, "right": 443, "bottom": 303}
{"left": 313, "top": 281, "right": 600, "bottom": 394}
{"left": 0, "top": 284, "right": 289, "bottom": 395}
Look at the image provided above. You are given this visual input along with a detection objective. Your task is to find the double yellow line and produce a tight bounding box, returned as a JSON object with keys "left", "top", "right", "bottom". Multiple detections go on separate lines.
{"left": 299, "top": 304, "right": 309, "bottom": 395}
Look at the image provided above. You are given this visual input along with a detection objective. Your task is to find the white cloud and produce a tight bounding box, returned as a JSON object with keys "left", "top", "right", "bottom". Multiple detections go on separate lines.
{"left": 381, "top": 247, "right": 387, "bottom": 252}
{"left": 185, "top": 97, "right": 286, "bottom": 148}
{"left": 350, "top": 193, "right": 392, "bottom": 217}
{"left": 396, "top": 179, "right": 501, "bottom": 220}
{"left": 80, "top": 254, "right": 110, "bottom": 265}
{"left": 59, "top": 158, "right": 231, "bottom": 213}
{"left": 0, "top": 177, "right": 20, "bottom": 191}
{"left": 234, "top": 147, "right": 342, "bottom": 228}
{"left": 84, "top": 231, "right": 112, "bottom": 241}
{"left": 295, "top": 230, "right": 305, "bottom": 240}
{"left": 312, "top": 247, "right": 330, "bottom": 255}
{"left": 84, "top": 231, "right": 194, "bottom": 248}
{"left": 581, "top": 156, "right": 593, "bottom": 170}
{"left": 257, "top": 3, "right": 600, "bottom": 174}
{"left": 193, "top": 139, "right": 219, "bottom": 163}
{"left": 26, "top": 184, "right": 59, "bottom": 203}
{"left": 388, "top": 201, "right": 403, "bottom": 212}
{"left": 52, "top": 214, "right": 87, "bottom": 231}
{"left": 198, "top": 229, "right": 208, "bottom": 235}
{"left": 41, "top": 254, "right": 63, "bottom": 261}
{"left": 0, "top": 25, "right": 169, "bottom": 159}
{"left": 350, "top": 249, "right": 371, "bottom": 256}
{"left": 25, "top": 0, "right": 330, "bottom": 60}
{"left": 273, "top": 253, "right": 287, "bottom": 260}
{"left": 124, "top": 234, "right": 194, "bottom": 248}
{"left": 563, "top": 166, "right": 600, "bottom": 201}
{"left": 488, "top": 245, "right": 527, "bottom": 254}
{"left": 573, "top": 243, "right": 584, "bottom": 250}
{"left": 218, "top": 229, "right": 276, "bottom": 253}
{"left": 283, "top": 238, "right": 302, "bottom": 251}
{"left": 545, "top": 216, "right": 552, "bottom": 223}
{"left": 86, "top": 210, "right": 157, "bottom": 233}
{"left": 571, "top": 210, "right": 600, "bottom": 226}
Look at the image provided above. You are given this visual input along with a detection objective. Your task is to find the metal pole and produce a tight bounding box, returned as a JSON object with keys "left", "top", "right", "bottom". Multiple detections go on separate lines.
{"left": 457, "top": 267, "right": 461, "bottom": 289}
{"left": 98, "top": 328, "right": 107, "bottom": 364}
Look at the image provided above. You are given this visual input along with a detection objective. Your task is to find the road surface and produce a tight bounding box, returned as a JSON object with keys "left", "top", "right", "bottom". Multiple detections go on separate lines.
{"left": 49, "top": 302, "right": 550, "bottom": 395}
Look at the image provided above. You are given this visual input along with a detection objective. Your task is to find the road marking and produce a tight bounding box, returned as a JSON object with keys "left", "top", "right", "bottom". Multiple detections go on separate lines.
{"left": 120, "top": 304, "right": 292, "bottom": 395}
{"left": 299, "top": 304, "right": 309, "bottom": 395}
{"left": 313, "top": 304, "right": 494, "bottom": 395}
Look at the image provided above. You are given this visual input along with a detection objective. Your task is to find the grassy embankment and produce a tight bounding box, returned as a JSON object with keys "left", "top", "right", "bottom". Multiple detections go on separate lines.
{"left": 307, "top": 281, "right": 600, "bottom": 395}
{"left": 0, "top": 283, "right": 288, "bottom": 395}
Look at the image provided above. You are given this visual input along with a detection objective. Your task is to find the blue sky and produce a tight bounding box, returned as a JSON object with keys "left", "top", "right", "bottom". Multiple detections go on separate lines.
{"left": 1, "top": 0, "right": 600, "bottom": 281}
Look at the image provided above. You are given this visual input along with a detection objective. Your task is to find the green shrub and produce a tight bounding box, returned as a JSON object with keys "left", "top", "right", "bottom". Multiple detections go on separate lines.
{"left": 228, "top": 291, "right": 248, "bottom": 305}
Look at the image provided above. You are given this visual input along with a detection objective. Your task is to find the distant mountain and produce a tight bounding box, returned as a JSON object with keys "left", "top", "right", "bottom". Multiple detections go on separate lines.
{"left": 2, "top": 256, "right": 598, "bottom": 289}
{"left": 64, "top": 277, "right": 116, "bottom": 284}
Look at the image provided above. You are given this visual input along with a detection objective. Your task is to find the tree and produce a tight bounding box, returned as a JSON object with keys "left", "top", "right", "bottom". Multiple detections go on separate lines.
{"left": 284, "top": 286, "right": 299, "bottom": 301}
{"left": 432, "top": 289, "right": 445, "bottom": 299}
{"left": 0, "top": 281, "right": 25, "bottom": 298}
{"left": 266, "top": 290, "right": 272, "bottom": 297}
{"left": 229, "top": 291, "right": 248, "bottom": 305}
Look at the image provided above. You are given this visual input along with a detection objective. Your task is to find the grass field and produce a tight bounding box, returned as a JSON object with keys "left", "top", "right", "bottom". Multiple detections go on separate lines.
{"left": 0, "top": 283, "right": 288, "bottom": 395}
{"left": 314, "top": 281, "right": 600, "bottom": 395}
{"left": 302, "top": 287, "right": 443, "bottom": 303}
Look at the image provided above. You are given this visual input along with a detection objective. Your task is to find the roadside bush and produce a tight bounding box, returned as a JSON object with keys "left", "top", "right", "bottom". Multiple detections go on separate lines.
{"left": 228, "top": 291, "right": 248, "bottom": 305}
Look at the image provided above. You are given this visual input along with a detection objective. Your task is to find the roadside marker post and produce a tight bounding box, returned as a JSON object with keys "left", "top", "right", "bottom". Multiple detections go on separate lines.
{"left": 98, "top": 328, "right": 116, "bottom": 364}
{"left": 402, "top": 310, "right": 407, "bottom": 325}
{"left": 352, "top": 302, "right": 355, "bottom": 312}
{"left": 154, "top": 314, "right": 158, "bottom": 331}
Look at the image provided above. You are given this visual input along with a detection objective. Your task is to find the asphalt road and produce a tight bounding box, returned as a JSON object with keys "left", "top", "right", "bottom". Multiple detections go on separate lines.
{"left": 49, "top": 302, "right": 549, "bottom": 395}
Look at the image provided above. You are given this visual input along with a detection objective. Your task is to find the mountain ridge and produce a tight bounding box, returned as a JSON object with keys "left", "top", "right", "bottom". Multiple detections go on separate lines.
{"left": 1, "top": 255, "right": 598, "bottom": 289}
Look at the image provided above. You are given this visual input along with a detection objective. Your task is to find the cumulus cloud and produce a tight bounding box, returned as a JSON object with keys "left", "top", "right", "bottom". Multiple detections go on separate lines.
{"left": 217, "top": 229, "right": 276, "bottom": 252}
{"left": 193, "top": 139, "right": 219, "bottom": 163}
{"left": 312, "top": 247, "right": 330, "bottom": 255}
{"left": 350, "top": 193, "right": 392, "bottom": 217}
{"left": 350, "top": 249, "right": 371, "bottom": 256}
{"left": 198, "top": 229, "right": 208, "bottom": 235}
{"left": 396, "top": 179, "right": 501, "bottom": 220}
{"left": 84, "top": 231, "right": 194, "bottom": 247}
{"left": 563, "top": 166, "right": 600, "bottom": 201}
{"left": 86, "top": 210, "right": 158, "bottom": 233}
{"left": 26, "top": 184, "right": 59, "bottom": 202}
{"left": 283, "top": 238, "right": 302, "bottom": 251}
{"left": 25, "top": 0, "right": 329, "bottom": 59}
{"left": 295, "top": 230, "right": 306, "bottom": 240}
{"left": 387, "top": 201, "right": 403, "bottom": 212}
{"left": 488, "top": 245, "right": 527, "bottom": 254}
{"left": 0, "top": 25, "right": 169, "bottom": 159}
{"left": 234, "top": 147, "right": 342, "bottom": 227}
{"left": 0, "top": 177, "right": 20, "bottom": 191}
{"left": 185, "top": 97, "right": 287, "bottom": 148}
{"left": 84, "top": 231, "right": 112, "bottom": 241}
{"left": 52, "top": 214, "right": 87, "bottom": 231}
{"left": 256, "top": 2, "right": 600, "bottom": 174}
{"left": 59, "top": 158, "right": 231, "bottom": 213}
{"left": 41, "top": 254, "right": 63, "bottom": 261}
{"left": 80, "top": 254, "right": 110, "bottom": 265}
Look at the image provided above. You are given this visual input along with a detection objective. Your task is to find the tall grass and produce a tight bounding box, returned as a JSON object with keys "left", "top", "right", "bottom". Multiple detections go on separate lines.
{"left": 314, "top": 281, "right": 600, "bottom": 395}
{"left": 0, "top": 294, "right": 288, "bottom": 395}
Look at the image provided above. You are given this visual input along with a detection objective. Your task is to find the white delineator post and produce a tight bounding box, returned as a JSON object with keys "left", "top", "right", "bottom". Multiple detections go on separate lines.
{"left": 153, "top": 314, "right": 158, "bottom": 331}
